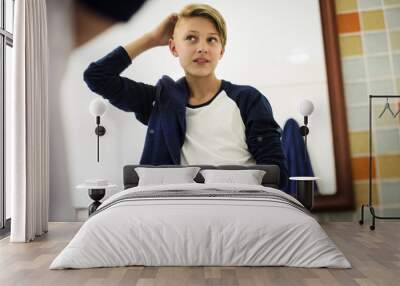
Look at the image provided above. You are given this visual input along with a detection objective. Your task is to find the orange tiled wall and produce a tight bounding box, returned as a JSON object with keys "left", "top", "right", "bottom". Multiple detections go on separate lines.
{"left": 335, "top": 0, "right": 400, "bottom": 210}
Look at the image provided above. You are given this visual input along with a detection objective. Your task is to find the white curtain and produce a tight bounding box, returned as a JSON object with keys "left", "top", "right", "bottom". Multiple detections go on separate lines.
{"left": 9, "top": 0, "right": 49, "bottom": 242}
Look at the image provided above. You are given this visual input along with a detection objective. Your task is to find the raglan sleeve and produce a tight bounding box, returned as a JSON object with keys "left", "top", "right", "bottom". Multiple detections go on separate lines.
{"left": 242, "top": 89, "right": 288, "bottom": 189}
{"left": 83, "top": 46, "right": 156, "bottom": 125}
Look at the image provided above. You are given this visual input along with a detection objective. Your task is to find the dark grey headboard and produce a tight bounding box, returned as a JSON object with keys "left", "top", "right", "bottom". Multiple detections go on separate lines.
{"left": 123, "top": 165, "right": 280, "bottom": 189}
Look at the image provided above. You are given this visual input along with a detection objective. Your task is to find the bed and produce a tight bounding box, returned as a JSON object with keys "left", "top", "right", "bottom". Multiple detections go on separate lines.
{"left": 50, "top": 165, "right": 351, "bottom": 269}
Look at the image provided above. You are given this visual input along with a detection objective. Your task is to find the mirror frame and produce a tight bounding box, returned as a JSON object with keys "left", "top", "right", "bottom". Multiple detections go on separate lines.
{"left": 313, "top": 0, "right": 355, "bottom": 211}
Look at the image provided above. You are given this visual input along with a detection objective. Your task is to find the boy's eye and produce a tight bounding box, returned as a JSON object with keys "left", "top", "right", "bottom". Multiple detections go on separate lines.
{"left": 185, "top": 35, "right": 218, "bottom": 43}
{"left": 186, "top": 35, "right": 196, "bottom": 41}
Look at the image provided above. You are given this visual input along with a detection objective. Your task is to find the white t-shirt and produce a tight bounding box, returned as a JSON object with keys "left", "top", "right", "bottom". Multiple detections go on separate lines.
{"left": 180, "top": 89, "right": 256, "bottom": 165}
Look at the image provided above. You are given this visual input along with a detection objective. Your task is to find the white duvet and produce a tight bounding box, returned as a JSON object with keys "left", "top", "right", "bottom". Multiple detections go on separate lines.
{"left": 50, "top": 183, "right": 351, "bottom": 269}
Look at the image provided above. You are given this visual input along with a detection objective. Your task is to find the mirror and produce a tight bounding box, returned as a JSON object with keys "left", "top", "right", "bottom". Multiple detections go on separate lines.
{"left": 48, "top": 0, "right": 354, "bottom": 220}
{"left": 314, "top": 0, "right": 354, "bottom": 210}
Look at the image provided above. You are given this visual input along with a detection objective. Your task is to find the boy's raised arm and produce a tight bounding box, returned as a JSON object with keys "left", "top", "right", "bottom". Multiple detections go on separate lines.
{"left": 83, "top": 13, "right": 178, "bottom": 125}
{"left": 122, "top": 33, "right": 158, "bottom": 60}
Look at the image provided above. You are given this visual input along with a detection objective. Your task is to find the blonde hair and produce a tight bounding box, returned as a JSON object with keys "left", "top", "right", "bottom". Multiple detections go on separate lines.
{"left": 177, "top": 3, "right": 227, "bottom": 49}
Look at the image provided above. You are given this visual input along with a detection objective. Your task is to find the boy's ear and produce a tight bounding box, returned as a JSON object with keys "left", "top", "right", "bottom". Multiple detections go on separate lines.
{"left": 219, "top": 47, "right": 225, "bottom": 59}
{"left": 168, "top": 38, "right": 179, "bottom": 57}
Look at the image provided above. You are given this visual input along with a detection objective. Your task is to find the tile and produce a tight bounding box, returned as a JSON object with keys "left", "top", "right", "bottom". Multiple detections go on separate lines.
{"left": 344, "top": 81, "right": 368, "bottom": 105}
{"left": 361, "top": 10, "right": 385, "bottom": 30}
{"left": 383, "top": 0, "right": 400, "bottom": 5}
{"left": 354, "top": 181, "right": 379, "bottom": 206}
{"left": 363, "top": 32, "right": 388, "bottom": 54}
{"left": 337, "top": 13, "right": 361, "bottom": 33}
{"left": 336, "top": 0, "right": 358, "bottom": 13}
{"left": 375, "top": 207, "right": 400, "bottom": 217}
{"left": 393, "top": 54, "right": 400, "bottom": 76}
{"left": 377, "top": 154, "right": 400, "bottom": 178}
{"left": 385, "top": 7, "right": 400, "bottom": 29}
{"left": 379, "top": 180, "right": 400, "bottom": 205}
{"left": 339, "top": 35, "right": 363, "bottom": 57}
{"left": 349, "top": 131, "right": 370, "bottom": 154}
{"left": 374, "top": 128, "right": 400, "bottom": 154}
{"left": 366, "top": 55, "right": 391, "bottom": 78}
{"left": 358, "top": 0, "right": 382, "bottom": 9}
{"left": 352, "top": 156, "right": 376, "bottom": 180}
{"left": 342, "top": 58, "right": 366, "bottom": 80}
{"left": 389, "top": 30, "right": 400, "bottom": 51}
{"left": 347, "top": 105, "right": 369, "bottom": 131}
{"left": 368, "top": 79, "right": 395, "bottom": 94}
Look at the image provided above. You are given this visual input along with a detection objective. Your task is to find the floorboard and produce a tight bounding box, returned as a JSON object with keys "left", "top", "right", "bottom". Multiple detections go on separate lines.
{"left": 0, "top": 222, "right": 399, "bottom": 286}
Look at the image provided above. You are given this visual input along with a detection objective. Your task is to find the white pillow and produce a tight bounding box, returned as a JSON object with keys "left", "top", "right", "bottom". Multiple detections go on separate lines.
{"left": 135, "top": 167, "right": 201, "bottom": 186}
{"left": 200, "top": 169, "right": 266, "bottom": 185}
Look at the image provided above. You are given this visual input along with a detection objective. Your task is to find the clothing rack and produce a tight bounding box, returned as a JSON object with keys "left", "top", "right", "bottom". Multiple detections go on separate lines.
{"left": 359, "top": 95, "right": 400, "bottom": 230}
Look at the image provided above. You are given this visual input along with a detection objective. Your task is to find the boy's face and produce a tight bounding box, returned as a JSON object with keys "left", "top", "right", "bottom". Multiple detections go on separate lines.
{"left": 169, "top": 16, "right": 224, "bottom": 78}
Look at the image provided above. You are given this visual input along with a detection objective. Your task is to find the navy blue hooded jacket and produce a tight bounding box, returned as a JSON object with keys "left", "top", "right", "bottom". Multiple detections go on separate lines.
{"left": 83, "top": 46, "right": 288, "bottom": 189}
{"left": 281, "top": 118, "right": 318, "bottom": 195}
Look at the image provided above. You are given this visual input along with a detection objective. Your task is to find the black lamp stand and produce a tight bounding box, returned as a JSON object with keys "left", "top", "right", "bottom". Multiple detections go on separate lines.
{"left": 297, "top": 115, "right": 315, "bottom": 210}
{"left": 95, "top": 115, "right": 106, "bottom": 162}
{"left": 299, "top": 116, "right": 309, "bottom": 163}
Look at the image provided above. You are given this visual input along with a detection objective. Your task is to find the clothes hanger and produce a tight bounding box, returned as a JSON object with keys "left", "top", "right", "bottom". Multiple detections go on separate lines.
{"left": 378, "top": 97, "right": 395, "bottom": 118}
{"left": 394, "top": 107, "right": 400, "bottom": 118}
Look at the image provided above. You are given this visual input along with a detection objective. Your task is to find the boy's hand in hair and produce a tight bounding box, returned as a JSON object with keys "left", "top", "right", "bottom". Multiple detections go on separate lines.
{"left": 122, "top": 13, "right": 178, "bottom": 60}
{"left": 148, "top": 13, "right": 179, "bottom": 47}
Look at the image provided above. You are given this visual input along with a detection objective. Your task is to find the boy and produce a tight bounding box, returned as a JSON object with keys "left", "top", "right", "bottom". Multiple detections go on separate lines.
{"left": 83, "top": 4, "right": 288, "bottom": 188}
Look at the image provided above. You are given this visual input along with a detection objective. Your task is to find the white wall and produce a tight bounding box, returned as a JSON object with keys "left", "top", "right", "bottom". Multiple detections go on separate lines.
{"left": 47, "top": 0, "right": 336, "bottom": 221}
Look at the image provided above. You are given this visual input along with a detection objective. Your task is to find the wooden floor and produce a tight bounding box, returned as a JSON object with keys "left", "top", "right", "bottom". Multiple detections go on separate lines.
{"left": 0, "top": 221, "right": 399, "bottom": 286}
